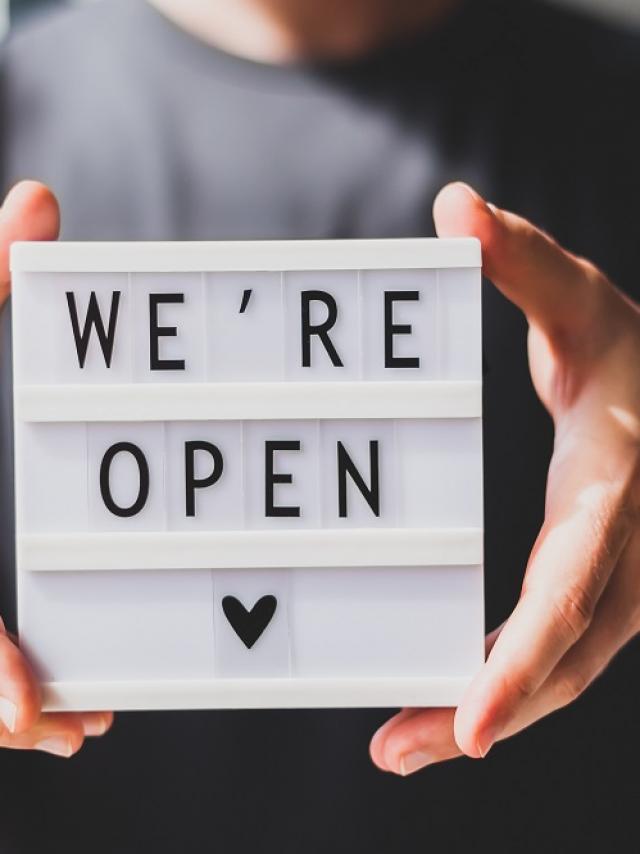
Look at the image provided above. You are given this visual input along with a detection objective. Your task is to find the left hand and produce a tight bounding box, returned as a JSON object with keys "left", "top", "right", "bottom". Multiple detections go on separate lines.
{"left": 370, "top": 182, "right": 640, "bottom": 775}
{"left": 0, "top": 181, "right": 114, "bottom": 757}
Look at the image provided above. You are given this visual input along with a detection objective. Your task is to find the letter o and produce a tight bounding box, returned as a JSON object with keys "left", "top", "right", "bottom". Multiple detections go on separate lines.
{"left": 99, "top": 442, "right": 150, "bottom": 517}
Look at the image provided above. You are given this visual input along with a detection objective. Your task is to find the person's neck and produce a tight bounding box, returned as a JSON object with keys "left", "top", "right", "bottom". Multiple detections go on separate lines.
{"left": 147, "top": 0, "right": 457, "bottom": 64}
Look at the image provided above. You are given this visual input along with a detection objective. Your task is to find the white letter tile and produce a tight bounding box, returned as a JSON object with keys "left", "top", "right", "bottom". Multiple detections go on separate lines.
{"left": 88, "top": 422, "right": 167, "bottom": 532}
{"left": 131, "top": 272, "right": 206, "bottom": 382}
{"left": 213, "top": 569, "right": 290, "bottom": 677}
{"left": 207, "top": 271, "right": 284, "bottom": 381}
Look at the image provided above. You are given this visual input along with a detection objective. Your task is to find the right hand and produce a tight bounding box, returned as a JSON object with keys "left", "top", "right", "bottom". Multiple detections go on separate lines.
{"left": 0, "top": 182, "right": 113, "bottom": 757}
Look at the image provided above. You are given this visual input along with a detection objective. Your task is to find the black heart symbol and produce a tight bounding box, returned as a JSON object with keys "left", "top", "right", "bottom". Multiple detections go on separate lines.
{"left": 221, "top": 595, "right": 277, "bottom": 650}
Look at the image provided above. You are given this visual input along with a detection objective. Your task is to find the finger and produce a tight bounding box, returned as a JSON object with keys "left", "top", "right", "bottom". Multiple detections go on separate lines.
{"left": 0, "top": 712, "right": 86, "bottom": 757}
{"left": 369, "top": 708, "right": 422, "bottom": 771}
{"left": 373, "top": 707, "right": 459, "bottom": 775}
{"left": 454, "top": 470, "right": 633, "bottom": 759}
{"left": 370, "top": 625, "right": 503, "bottom": 774}
{"left": 0, "top": 180, "right": 60, "bottom": 306}
{"left": 374, "top": 592, "right": 617, "bottom": 776}
{"left": 374, "top": 531, "right": 639, "bottom": 776}
{"left": 498, "top": 528, "right": 640, "bottom": 739}
{"left": 0, "top": 616, "right": 41, "bottom": 734}
{"left": 433, "top": 182, "right": 608, "bottom": 340}
{"left": 81, "top": 711, "right": 114, "bottom": 737}
{"left": 0, "top": 711, "right": 113, "bottom": 756}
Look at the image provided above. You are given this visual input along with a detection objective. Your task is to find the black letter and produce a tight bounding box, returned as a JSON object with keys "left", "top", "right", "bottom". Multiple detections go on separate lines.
{"left": 100, "top": 442, "right": 149, "bottom": 517}
{"left": 337, "top": 440, "right": 380, "bottom": 517}
{"left": 301, "top": 291, "right": 343, "bottom": 367}
{"left": 149, "top": 293, "right": 185, "bottom": 370}
{"left": 384, "top": 291, "right": 420, "bottom": 368}
{"left": 66, "top": 291, "right": 121, "bottom": 368}
{"left": 265, "top": 440, "right": 301, "bottom": 517}
{"left": 185, "top": 441, "right": 224, "bottom": 517}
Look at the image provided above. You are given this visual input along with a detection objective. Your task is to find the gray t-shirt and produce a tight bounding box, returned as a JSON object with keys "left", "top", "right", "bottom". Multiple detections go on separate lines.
{"left": 1, "top": 1, "right": 640, "bottom": 852}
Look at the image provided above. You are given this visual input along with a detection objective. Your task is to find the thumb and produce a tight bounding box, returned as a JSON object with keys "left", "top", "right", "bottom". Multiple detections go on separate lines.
{"left": 433, "top": 182, "right": 605, "bottom": 339}
{"left": 0, "top": 181, "right": 60, "bottom": 307}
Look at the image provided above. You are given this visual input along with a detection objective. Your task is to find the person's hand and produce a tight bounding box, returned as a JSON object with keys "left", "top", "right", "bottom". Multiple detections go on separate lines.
{"left": 370, "top": 182, "right": 640, "bottom": 775}
{"left": 0, "top": 181, "right": 113, "bottom": 756}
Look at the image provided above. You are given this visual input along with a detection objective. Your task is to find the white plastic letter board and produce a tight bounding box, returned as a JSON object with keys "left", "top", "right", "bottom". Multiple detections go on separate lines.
{"left": 11, "top": 238, "right": 483, "bottom": 711}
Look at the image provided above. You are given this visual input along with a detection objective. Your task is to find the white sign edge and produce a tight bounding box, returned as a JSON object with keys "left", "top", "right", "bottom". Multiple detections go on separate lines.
{"left": 10, "top": 237, "right": 481, "bottom": 273}
{"left": 18, "top": 528, "right": 484, "bottom": 572}
{"left": 41, "top": 675, "right": 475, "bottom": 711}
{"left": 15, "top": 380, "right": 482, "bottom": 422}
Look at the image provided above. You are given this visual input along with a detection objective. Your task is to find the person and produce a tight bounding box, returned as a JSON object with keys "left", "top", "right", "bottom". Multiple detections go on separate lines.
{"left": 1, "top": 0, "right": 639, "bottom": 850}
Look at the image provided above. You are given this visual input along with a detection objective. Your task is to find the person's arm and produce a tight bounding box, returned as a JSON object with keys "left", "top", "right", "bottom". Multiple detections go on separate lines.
{"left": 371, "top": 182, "right": 640, "bottom": 775}
{"left": 0, "top": 181, "right": 113, "bottom": 757}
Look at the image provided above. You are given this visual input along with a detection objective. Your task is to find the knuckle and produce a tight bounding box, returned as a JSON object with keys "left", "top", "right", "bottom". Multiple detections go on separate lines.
{"left": 51, "top": 723, "right": 85, "bottom": 758}
{"left": 586, "top": 492, "right": 635, "bottom": 578}
{"left": 553, "top": 667, "right": 593, "bottom": 708}
{"left": 512, "top": 671, "right": 537, "bottom": 702}
{"left": 551, "top": 584, "right": 595, "bottom": 644}
{"left": 497, "top": 668, "right": 537, "bottom": 706}
{"left": 59, "top": 714, "right": 85, "bottom": 739}
{"left": 545, "top": 256, "right": 610, "bottom": 354}
{"left": 574, "top": 256, "right": 607, "bottom": 288}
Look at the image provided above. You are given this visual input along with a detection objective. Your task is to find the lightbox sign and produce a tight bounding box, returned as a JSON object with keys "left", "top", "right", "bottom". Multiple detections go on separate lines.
{"left": 11, "top": 238, "right": 483, "bottom": 710}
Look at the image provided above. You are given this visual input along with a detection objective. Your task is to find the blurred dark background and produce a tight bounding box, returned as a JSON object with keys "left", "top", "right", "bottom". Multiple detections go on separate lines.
{"left": 1, "top": 2, "right": 640, "bottom": 854}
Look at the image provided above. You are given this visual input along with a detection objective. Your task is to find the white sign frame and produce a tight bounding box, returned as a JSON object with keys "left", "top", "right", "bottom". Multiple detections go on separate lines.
{"left": 11, "top": 238, "right": 484, "bottom": 711}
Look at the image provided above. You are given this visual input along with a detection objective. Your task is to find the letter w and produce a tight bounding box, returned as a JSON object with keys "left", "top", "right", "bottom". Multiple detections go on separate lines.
{"left": 66, "top": 291, "right": 121, "bottom": 368}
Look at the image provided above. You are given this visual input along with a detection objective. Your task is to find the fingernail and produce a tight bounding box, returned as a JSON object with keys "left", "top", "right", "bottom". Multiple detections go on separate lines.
{"left": 35, "top": 737, "right": 74, "bottom": 758}
{"left": 477, "top": 725, "right": 501, "bottom": 758}
{"left": 83, "top": 716, "right": 108, "bottom": 737}
{"left": 0, "top": 697, "right": 17, "bottom": 733}
{"left": 399, "top": 750, "right": 433, "bottom": 776}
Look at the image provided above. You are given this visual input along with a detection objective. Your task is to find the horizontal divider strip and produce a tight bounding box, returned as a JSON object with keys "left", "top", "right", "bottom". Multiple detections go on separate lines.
{"left": 41, "top": 676, "right": 471, "bottom": 711}
{"left": 16, "top": 380, "right": 481, "bottom": 422}
{"left": 19, "top": 528, "right": 483, "bottom": 572}
{"left": 11, "top": 237, "right": 481, "bottom": 273}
